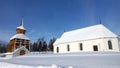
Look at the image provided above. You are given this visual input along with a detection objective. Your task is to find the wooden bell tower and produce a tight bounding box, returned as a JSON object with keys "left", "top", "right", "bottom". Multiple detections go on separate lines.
{"left": 7, "top": 18, "right": 30, "bottom": 53}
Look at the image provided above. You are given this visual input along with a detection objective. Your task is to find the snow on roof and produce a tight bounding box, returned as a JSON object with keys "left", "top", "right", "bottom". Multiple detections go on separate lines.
{"left": 17, "top": 26, "right": 26, "bottom": 30}
{"left": 10, "top": 34, "right": 30, "bottom": 40}
{"left": 54, "top": 24, "right": 117, "bottom": 45}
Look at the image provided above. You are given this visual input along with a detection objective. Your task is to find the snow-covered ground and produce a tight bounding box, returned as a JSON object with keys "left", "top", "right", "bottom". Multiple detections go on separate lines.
{"left": 0, "top": 52, "right": 120, "bottom": 68}
{"left": 0, "top": 62, "right": 62, "bottom": 68}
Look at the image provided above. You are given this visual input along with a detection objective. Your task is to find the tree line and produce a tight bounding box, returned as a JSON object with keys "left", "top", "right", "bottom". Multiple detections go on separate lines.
{"left": 0, "top": 38, "right": 56, "bottom": 53}
{"left": 0, "top": 43, "right": 7, "bottom": 53}
{"left": 31, "top": 38, "right": 56, "bottom": 52}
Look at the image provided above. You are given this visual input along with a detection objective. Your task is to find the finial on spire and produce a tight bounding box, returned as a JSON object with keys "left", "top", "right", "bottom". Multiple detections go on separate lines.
{"left": 99, "top": 16, "right": 101, "bottom": 24}
{"left": 64, "top": 29, "right": 66, "bottom": 32}
{"left": 20, "top": 16, "right": 24, "bottom": 26}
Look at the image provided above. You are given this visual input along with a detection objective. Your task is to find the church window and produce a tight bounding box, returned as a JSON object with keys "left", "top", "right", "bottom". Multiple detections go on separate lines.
{"left": 26, "top": 40, "right": 29, "bottom": 44}
{"left": 57, "top": 47, "right": 59, "bottom": 53}
{"left": 67, "top": 44, "right": 70, "bottom": 51}
{"left": 79, "top": 43, "right": 83, "bottom": 50}
{"left": 16, "top": 39, "right": 20, "bottom": 43}
{"left": 108, "top": 40, "right": 112, "bottom": 49}
{"left": 16, "top": 43, "right": 19, "bottom": 46}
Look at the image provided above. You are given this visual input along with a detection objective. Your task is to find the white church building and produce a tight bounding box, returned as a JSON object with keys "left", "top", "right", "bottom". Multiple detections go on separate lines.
{"left": 53, "top": 24, "right": 120, "bottom": 53}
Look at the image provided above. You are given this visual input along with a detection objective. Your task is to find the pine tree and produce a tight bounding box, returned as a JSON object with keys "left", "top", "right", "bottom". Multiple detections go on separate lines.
{"left": 42, "top": 41, "right": 47, "bottom": 51}
{"left": 32, "top": 42, "right": 37, "bottom": 51}
{"left": 0, "top": 43, "right": 7, "bottom": 53}
{"left": 38, "top": 41, "right": 42, "bottom": 52}
{"left": 48, "top": 38, "right": 56, "bottom": 51}
{"left": 35, "top": 37, "right": 47, "bottom": 52}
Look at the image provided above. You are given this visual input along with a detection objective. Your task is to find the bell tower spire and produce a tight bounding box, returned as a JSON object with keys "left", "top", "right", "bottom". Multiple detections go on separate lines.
{"left": 16, "top": 17, "right": 26, "bottom": 34}
{"left": 20, "top": 16, "right": 24, "bottom": 26}
{"left": 99, "top": 16, "right": 102, "bottom": 24}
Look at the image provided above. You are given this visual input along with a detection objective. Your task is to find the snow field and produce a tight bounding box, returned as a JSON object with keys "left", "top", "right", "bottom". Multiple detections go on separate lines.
{"left": 0, "top": 52, "right": 120, "bottom": 68}
{"left": 0, "top": 62, "right": 63, "bottom": 68}
{"left": 0, "top": 62, "right": 74, "bottom": 68}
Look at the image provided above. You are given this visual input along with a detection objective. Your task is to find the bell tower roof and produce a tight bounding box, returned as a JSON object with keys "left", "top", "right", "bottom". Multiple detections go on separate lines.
{"left": 17, "top": 17, "right": 26, "bottom": 30}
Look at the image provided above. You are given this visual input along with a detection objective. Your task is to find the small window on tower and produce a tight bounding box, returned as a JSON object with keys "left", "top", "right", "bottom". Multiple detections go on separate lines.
{"left": 20, "top": 31, "right": 22, "bottom": 33}
{"left": 16, "top": 43, "right": 19, "bottom": 46}
{"left": 16, "top": 39, "right": 20, "bottom": 43}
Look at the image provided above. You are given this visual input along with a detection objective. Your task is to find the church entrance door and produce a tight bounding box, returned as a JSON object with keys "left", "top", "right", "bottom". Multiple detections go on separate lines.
{"left": 93, "top": 45, "right": 98, "bottom": 51}
{"left": 20, "top": 50, "right": 25, "bottom": 55}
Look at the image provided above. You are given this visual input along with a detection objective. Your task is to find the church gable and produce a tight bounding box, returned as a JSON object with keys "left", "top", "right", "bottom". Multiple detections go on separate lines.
{"left": 13, "top": 46, "right": 29, "bottom": 57}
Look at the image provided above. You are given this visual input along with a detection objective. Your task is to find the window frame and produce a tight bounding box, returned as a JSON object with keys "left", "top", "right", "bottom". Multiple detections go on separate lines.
{"left": 57, "top": 47, "right": 59, "bottom": 53}
{"left": 108, "top": 40, "right": 112, "bottom": 49}
{"left": 67, "top": 44, "right": 70, "bottom": 51}
{"left": 79, "top": 43, "right": 83, "bottom": 50}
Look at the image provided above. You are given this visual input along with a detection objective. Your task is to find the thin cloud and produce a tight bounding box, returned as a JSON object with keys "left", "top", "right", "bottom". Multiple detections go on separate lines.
{"left": 29, "top": 29, "right": 36, "bottom": 34}
{"left": 0, "top": 29, "right": 14, "bottom": 42}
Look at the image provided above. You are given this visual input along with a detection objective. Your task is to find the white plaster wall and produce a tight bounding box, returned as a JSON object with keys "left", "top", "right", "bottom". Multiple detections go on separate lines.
{"left": 54, "top": 37, "right": 120, "bottom": 53}
{"left": 117, "top": 37, "right": 120, "bottom": 51}
{"left": 103, "top": 38, "right": 119, "bottom": 51}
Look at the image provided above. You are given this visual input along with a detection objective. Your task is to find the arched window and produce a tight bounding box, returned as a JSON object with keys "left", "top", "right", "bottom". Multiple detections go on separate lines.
{"left": 79, "top": 43, "right": 83, "bottom": 50}
{"left": 57, "top": 47, "right": 59, "bottom": 53}
{"left": 67, "top": 44, "right": 70, "bottom": 51}
{"left": 108, "top": 40, "right": 112, "bottom": 49}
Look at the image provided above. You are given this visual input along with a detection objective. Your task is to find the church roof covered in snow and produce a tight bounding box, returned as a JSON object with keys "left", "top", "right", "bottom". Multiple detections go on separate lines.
{"left": 54, "top": 24, "right": 117, "bottom": 45}
{"left": 10, "top": 34, "right": 30, "bottom": 40}
{"left": 17, "top": 26, "right": 26, "bottom": 30}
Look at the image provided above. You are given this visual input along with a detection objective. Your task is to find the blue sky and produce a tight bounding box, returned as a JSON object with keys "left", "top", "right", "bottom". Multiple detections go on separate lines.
{"left": 0, "top": 0, "right": 120, "bottom": 43}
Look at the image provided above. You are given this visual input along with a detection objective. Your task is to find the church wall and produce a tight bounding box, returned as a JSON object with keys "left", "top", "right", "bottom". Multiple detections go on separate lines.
{"left": 16, "top": 29, "right": 26, "bottom": 34}
{"left": 118, "top": 38, "right": 120, "bottom": 51}
{"left": 54, "top": 37, "right": 120, "bottom": 53}
{"left": 101, "top": 38, "right": 119, "bottom": 51}
{"left": 7, "top": 39, "right": 15, "bottom": 52}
